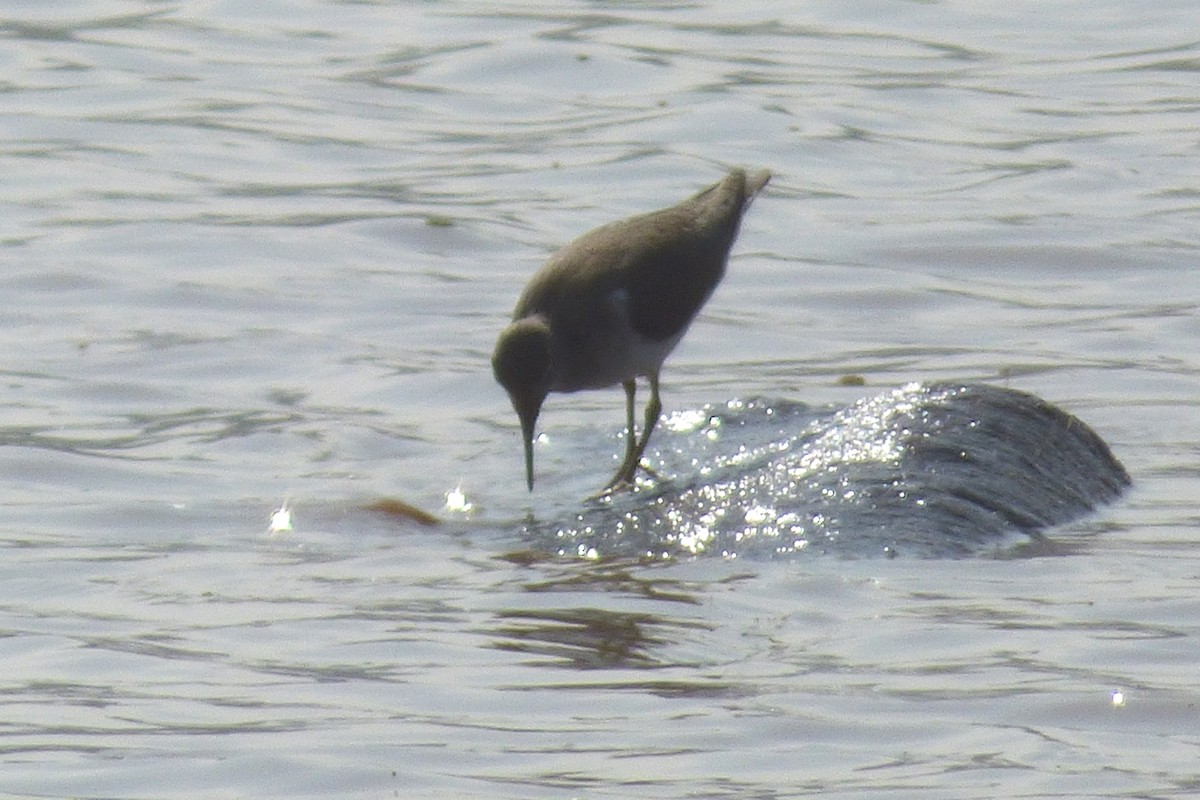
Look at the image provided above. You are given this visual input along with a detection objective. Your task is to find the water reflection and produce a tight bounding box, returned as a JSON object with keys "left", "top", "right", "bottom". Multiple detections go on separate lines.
{"left": 486, "top": 558, "right": 708, "bottom": 673}
{"left": 490, "top": 606, "right": 699, "bottom": 670}
{"left": 500, "top": 555, "right": 706, "bottom": 603}
{"left": 484, "top": 558, "right": 754, "bottom": 702}
{"left": 486, "top": 600, "right": 749, "bottom": 699}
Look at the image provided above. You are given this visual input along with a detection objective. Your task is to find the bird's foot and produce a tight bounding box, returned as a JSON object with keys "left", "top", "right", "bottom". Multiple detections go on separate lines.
{"left": 588, "top": 462, "right": 660, "bottom": 501}
{"left": 638, "top": 463, "right": 662, "bottom": 482}
{"left": 588, "top": 469, "right": 635, "bottom": 501}
{"left": 588, "top": 480, "right": 632, "bottom": 502}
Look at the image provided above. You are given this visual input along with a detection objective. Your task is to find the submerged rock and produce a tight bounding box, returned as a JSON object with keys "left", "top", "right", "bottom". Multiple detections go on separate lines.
{"left": 529, "top": 383, "right": 1130, "bottom": 559}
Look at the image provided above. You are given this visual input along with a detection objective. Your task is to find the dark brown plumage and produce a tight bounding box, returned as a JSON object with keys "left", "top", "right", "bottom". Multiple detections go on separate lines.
{"left": 493, "top": 167, "right": 771, "bottom": 492}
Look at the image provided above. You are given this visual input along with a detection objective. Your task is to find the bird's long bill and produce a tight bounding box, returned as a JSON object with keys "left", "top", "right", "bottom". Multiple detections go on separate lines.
{"left": 521, "top": 424, "right": 535, "bottom": 491}
{"left": 515, "top": 398, "right": 541, "bottom": 492}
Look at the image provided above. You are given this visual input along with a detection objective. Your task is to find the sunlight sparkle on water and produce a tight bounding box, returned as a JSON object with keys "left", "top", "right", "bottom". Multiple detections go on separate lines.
{"left": 267, "top": 501, "right": 292, "bottom": 534}
{"left": 663, "top": 408, "right": 709, "bottom": 433}
{"left": 445, "top": 483, "right": 474, "bottom": 514}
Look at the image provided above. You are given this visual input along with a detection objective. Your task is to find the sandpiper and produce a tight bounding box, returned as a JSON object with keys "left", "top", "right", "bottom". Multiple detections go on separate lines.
{"left": 492, "top": 167, "right": 771, "bottom": 493}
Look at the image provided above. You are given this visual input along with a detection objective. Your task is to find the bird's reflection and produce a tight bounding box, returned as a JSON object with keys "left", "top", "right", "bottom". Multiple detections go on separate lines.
{"left": 490, "top": 606, "right": 685, "bottom": 670}
{"left": 485, "top": 559, "right": 748, "bottom": 699}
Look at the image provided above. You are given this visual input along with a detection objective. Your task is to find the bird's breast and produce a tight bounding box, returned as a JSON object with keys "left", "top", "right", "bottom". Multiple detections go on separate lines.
{"left": 548, "top": 287, "right": 686, "bottom": 392}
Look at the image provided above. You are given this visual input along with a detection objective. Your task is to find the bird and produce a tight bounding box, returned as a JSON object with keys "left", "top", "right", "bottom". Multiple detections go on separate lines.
{"left": 492, "top": 167, "right": 771, "bottom": 494}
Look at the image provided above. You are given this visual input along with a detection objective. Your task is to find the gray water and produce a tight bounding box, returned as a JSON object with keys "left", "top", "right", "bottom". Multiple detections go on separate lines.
{"left": 2, "top": 1, "right": 1199, "bottom": 797}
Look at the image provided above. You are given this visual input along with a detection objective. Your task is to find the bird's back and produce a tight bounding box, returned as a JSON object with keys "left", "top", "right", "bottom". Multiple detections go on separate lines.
{"left": 516, "top": 168, "right": 769, "bottom": 337}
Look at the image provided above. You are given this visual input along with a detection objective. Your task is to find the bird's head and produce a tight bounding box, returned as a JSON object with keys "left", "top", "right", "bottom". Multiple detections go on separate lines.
{"left": 492, "top": 316, "right": 553, "bottom": 490}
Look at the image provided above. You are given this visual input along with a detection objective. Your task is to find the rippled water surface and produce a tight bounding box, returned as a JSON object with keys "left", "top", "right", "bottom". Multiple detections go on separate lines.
{"left": 2, "top": 1, "right": 1198, "bottom": 797}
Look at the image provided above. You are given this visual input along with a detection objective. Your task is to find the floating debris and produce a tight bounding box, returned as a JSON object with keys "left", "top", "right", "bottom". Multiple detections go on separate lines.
{"left": 365, "top": 497, "right": 440, "bottom": 527}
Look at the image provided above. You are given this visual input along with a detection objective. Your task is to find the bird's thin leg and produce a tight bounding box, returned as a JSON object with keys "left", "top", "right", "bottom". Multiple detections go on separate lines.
{"left": 600, "top": 373, "right": 664, "bottom": 494}
{"left": 629, "top": 372, "right": 662, "bottom": 476}
{"left": 601, "top": 379, "right": 640, "bottom": 492}
{"left": 622, "top": 378, "right": 637, "bottom": 470}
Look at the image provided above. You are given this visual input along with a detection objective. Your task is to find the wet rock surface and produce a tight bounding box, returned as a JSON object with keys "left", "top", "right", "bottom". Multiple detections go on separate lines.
{"left": 531, "top": 383, "right": 1130, "bottom": 559}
